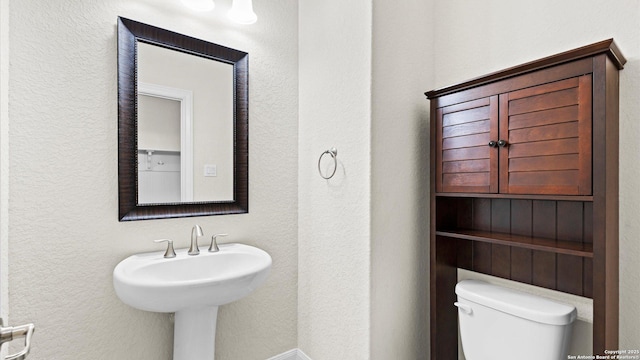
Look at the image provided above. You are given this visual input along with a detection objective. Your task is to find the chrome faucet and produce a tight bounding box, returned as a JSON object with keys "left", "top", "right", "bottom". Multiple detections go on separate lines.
{"left": 188, "top": 225, "right": 204, "bottom": 255}
{"left": 208, "top": 234, "right": 228, "bottom": 252}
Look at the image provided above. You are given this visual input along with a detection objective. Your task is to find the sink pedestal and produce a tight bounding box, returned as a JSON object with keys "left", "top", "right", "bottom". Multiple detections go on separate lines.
{"left": 174, "top": 306, "right": 219, "bottom": 360}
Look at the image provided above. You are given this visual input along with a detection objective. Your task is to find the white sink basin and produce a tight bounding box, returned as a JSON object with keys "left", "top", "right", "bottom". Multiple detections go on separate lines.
{"left": 113, "top": 243, "right": 272, "bottom": 313}
{"left": 113, "top": 242, "right": 271, "bottom": 360}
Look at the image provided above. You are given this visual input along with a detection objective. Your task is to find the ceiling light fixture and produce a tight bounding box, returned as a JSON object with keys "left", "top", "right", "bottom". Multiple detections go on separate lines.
{"left": 227, "top": 0, "right": 257, "bottom": 25}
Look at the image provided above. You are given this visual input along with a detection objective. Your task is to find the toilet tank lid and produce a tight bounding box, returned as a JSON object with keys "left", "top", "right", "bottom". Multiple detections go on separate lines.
{"left": 455, "top": 280, "right": 577, "bottom": 325}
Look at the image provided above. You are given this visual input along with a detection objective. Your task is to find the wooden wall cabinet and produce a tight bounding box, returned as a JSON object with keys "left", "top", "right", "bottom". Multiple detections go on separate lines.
{"left": 426, "top": 39, "right": 624, "bottom": 359}
{"left": 436, "top": 71, "right": 593, "bottom": 195}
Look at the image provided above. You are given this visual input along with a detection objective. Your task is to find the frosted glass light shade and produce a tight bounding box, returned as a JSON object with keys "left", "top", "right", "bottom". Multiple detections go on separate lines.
{"left": 180, "top": 0, "right": 215, "bottom": 12}
{"left": 227, "top": 0, "right": 257, "bottom": 24}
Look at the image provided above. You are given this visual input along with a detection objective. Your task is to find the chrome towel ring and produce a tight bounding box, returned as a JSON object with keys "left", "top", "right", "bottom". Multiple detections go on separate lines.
{"left": 318, "top": 147, "right": 338, "bottom": 179}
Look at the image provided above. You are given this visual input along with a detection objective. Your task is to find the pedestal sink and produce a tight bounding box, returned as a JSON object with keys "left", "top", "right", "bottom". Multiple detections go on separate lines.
{"left": 113, "top": 243, "right": 272, "bottom": 360}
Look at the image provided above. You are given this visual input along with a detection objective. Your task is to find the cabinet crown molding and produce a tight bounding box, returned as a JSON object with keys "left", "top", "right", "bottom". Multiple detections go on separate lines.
{"left": 425, "top": 38, "right": 626, "bottom": 99}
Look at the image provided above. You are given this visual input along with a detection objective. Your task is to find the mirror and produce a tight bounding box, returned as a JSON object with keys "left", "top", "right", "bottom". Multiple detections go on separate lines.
{"left": 118, "top": 17, "right": 248, "bottom": 221}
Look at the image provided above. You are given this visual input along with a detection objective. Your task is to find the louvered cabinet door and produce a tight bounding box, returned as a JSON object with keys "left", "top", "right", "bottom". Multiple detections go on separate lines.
{"left": 499, "top": 75, "right": 592, "bottom": 195}
{"left": 437, "top": 96, "right": 499, "bottom": 193}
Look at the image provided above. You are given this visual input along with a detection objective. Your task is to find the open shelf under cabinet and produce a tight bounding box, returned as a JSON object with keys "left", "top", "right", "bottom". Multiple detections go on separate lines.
{"left": 436, "top": 229, "right": 593, "bottom": 257}
{"left": 436, "top": 192, "right": 593, "bottom": 202}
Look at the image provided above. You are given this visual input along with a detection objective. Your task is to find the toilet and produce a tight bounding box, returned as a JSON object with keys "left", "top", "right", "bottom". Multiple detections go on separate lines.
{"left": 455, "top": 280, "right": 577, "bottom": 360}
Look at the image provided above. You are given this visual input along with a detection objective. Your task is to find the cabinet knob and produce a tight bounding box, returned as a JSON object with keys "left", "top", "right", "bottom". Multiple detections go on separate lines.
{"left": 488, "top": 141, "right": 497, "bottom": 148}
{"left": 497, "top": 140, "right": 508, "bottom": 147}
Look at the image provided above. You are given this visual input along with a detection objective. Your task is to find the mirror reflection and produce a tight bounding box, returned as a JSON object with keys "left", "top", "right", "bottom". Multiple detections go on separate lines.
{"left": 117, "top": 17, "right": 249, "bottom": 221}
{"left": 137, "top": 42, "right": 235, "bottom": 204}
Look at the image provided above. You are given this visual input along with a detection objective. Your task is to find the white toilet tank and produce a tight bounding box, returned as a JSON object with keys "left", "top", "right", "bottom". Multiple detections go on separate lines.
{"left": 456, "top": 280, "right": 577, "bottom": 360}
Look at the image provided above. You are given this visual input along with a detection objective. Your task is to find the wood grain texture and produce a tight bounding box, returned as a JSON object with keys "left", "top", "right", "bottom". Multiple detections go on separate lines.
{"left": 431, "top": 236, "right": 459, "bottom": 360}
{"left": 442, "top": 159, "right": 490, "bottom": 174}
{"left": 508, "top": 154, "right": 579, "bottom": 172}
{"left": 442, "top": 146, "right": 489, "bottom": 161}
{"left": 557, "top": 201, "right": 583, "bottom": 242}
{"left": 508, "top": 87, "right": 578, "bottom": 116}
{"left": 429, "top": 40, "right": 622, "bottom": 357}
{"left": 491, "top": 244, "right": 511, "bottom": 279}
{"left": 508, "top": 122, "right": 579, "bottom": 144}
{"left": 491, "top": 199, "right": 511, "bottom": 233}
{"left": 117, "top": 17, "right": 249, "bottom": 221}
{"left": 436, "top": 229, "right": 593, "bottom": 258}
{"left": 442, "top": 132, "right": 490, "bottom": 149}
{"left": 507, "top": 77, "right": 579, "bottom": 100}
{"left": 590, "top": 55, "right": 620, "bottom": 354}
{"left": 508, "top": 138, "right": 579, "bottom": 158}
{"left": 431, "top": 58, "right": 594, "bottom": 109}
{"left": 510, "top": 247, "right": 533, "bottom": 284}
{"left": 502, "top": 75, "right": 592, "bottom": 195}
{"left": 578, "top": 75, "right": 593, "bottom": 195}
{"left": 442, "top": 106, "right": 489, "bottom": 127}
{"left": 532, "top": 250, "right": 557, "bottom": 289}
{"left": 443, "top": 119, "right": 490, "bottom": 138}
{"left": 508, "top": 106, "right": 578, "bottom": 130}
{"left": 436, "top": 192, "right": 593, "bottom": 201}
{"left": 425, "top": 38, "right": 625, "bottom": 99}
{"left": 557, "top": 254, "right": 584, "bottom": 296}
{"left": 438, "top": 96, "right": 498, "bottom": 193}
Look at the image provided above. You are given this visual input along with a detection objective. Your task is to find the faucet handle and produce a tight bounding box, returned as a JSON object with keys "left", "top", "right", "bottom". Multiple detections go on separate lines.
{"left": 154, "top": 239, "right": 176, "bottom": 258}
{"left": 208, "top": 234, "right": 228, "bottom": 252}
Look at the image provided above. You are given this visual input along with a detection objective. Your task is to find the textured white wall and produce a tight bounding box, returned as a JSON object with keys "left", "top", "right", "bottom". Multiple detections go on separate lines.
{"left": 298, "top": 0, "right": 372, "bottom": 358}
{"left": 138, "top": 95, "right": 181, "bottom": 151}
{"left": 7, "top": 0, "right": 298, "bottom": 359}
{"left": 430, "top": 0, "right": 640, "bottom": 355}
{"left": 5, "top": 1, "right": 639, "bottom": 360}
{"left": 0, "top": 3, "right": 9, "bottom": 359}
{"left": 370, "top": 0, "right": 431, "bottom": 358}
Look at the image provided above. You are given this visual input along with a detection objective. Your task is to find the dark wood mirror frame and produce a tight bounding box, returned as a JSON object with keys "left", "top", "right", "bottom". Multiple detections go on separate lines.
{"left": 118, "top": 17, "right": 248, "bottom": 221}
